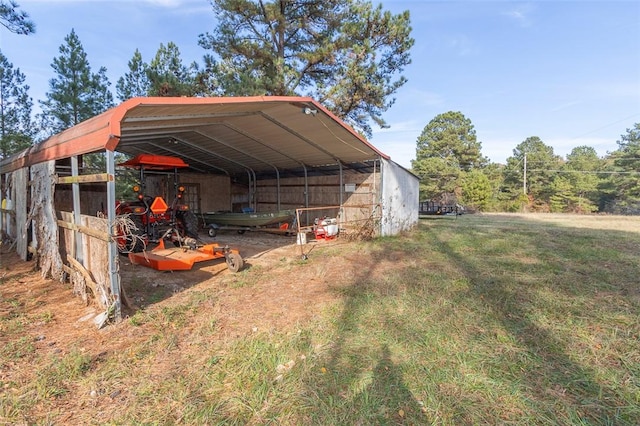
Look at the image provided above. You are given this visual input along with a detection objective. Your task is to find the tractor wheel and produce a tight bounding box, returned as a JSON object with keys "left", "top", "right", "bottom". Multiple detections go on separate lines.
{"left": 176, "top": 210, "right": 199, "bottom": 239}
{"left": 225, "top": 252, "right": 244, "bottom": 273}
{"left": 208, "top": 227, "right": 217, "bottom": 238}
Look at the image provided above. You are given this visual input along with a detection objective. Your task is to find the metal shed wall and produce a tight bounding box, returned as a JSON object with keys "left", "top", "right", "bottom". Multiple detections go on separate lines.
{"left": 380, "top": 159, "right": 419, "bottom": 236}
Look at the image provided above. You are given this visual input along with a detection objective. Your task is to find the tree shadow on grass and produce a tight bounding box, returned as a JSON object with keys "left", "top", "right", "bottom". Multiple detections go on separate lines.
{"left": 298, "top": 248, "right": 430, "bottom": 424}
{"left": 425, "top": 219, "right": 639, "bottom": 424}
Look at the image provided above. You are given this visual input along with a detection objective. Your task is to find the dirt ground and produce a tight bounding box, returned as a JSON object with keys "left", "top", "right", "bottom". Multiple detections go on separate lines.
{"left": 0, "top": 230, "right": 352, "bottom": 374}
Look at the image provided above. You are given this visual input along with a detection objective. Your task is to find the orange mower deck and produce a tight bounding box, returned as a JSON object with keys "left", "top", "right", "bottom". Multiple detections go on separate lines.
{"left": 128, "top": 239, "right": 243, "bottom": 272}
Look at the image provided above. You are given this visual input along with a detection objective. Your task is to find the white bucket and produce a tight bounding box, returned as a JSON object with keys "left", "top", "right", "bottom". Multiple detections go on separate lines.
{"left": 296, "top": 232, "right": 307, "bottom": 245}
{"left": 326, "top": 224, "right": 339, "bottom": 236}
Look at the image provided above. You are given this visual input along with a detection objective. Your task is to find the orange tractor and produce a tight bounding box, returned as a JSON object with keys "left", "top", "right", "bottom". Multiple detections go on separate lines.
{"left": 116, "top": 154, "right": 199, "bottom": 252}
{"left": 116, "top": 154, "right": 243, "bottom": 272}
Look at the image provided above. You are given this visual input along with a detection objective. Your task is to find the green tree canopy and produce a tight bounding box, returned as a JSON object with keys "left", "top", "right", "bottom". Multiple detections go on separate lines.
{"left": 116, "top": 49, "right": 150, "bottom": 101}
{"left": 0, "top": 0, "right": 35, "bottom": 35}
{"left": 0, "top": 51, "right": 34, "bottom": 158}
{"left": 412, "top": 111, "right": 486, "bottom": 201}
{"left": 560, "top": 146, "right": 603, "bottom": 213}
{"left": 39, "top": 29, "right": 114, "bottom": 136}
{"left": 413, "top": 156, "right": 461, "bottom": 201}
{"left": 503, "top": 136, "right": 562, "bottom": 211}
{"left": 147, "top": 42, "right": 200, "bottom": 97}
{"left": 116, "top": 44, "right": 201, "bottom": 100}
{"left": 198, "top": 0, "right": 414, "bottom": 137}
{"left": 413, "top": 111, "right": 486, "bottom": 170}
{"left": 460, "top": 168, "right": 492, "bottom": 211}
{"left": 606, "top": 123, "right": 640, "bottom": 214}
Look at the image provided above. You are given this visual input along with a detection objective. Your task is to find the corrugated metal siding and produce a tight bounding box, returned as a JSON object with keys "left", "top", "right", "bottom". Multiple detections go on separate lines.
{"left": 380, "top": 159, "right": 419, "bottom": 236}
{"left": 0, "top": 96, "right": 389, "bottom": 176}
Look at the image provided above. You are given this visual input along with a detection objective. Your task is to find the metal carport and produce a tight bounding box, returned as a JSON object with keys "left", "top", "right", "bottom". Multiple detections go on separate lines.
{"left": 1, "top": 96, "right": 417, "bottom": 324}
{"left": 1, "top": 96, "right": 387, "bottom": 177}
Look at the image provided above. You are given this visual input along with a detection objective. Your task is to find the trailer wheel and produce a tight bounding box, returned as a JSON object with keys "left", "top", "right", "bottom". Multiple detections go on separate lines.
{"left": 226, "top": 252, "right": 243, "bottom": 273}
{"left": 208, "top": 227, "right": 217, "bottom": 238}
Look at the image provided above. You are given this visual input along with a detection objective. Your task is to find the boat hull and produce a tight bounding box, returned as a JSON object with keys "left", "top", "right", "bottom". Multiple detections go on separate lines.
{"left": 201, "top": 210, "right": 294, "bottom": 228}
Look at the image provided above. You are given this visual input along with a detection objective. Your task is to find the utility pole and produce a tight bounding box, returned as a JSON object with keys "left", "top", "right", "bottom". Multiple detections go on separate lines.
{"left": 523, "top": 153, "right": 527, "bottom": 195}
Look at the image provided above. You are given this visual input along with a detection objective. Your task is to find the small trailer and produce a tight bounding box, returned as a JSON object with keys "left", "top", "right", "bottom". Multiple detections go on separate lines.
{"left": 419, "top": 200, "right": 465, "bottom": 216}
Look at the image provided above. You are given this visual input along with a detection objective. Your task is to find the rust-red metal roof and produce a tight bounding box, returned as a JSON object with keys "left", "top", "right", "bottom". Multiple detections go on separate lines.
{"left": 0, "top": 96, "right": 389, "bottom": 175}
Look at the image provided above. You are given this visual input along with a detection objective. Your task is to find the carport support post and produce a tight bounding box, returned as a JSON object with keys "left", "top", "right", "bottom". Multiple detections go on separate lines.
{"left": 106, "top": 150, "right": 121, "bottom": 320}
{"left": 339, "top": 162, "right": 343, "bottom": 206}
{"left": 376, "top": 158, "right": 383, "bottom": 235}
{"left": 71, "top": 156, "right": 83, "bottom": 263}
{"left": 276, "top": 169, "right": 281, "bottom": 211}
{"left": 303, "top": 165, "right": 309, "bottom": 224}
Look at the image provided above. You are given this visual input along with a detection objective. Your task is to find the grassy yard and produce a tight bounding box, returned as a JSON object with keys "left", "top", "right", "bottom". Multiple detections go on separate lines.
{"left": 1, "top": 213, "right": 639, "bottom": 425}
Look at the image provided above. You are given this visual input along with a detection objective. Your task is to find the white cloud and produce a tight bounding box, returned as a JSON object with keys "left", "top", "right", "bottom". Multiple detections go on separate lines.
{"left": 503, "top": 3, "right": 535, "bottom": 28}
{"left": 446, "top": 34, "right": 478, "bottom": 57}
{"left": 549, "top": 100, "right": 582, "bottom": 113}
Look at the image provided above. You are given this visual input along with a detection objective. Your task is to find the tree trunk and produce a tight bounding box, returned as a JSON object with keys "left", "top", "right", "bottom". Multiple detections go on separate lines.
{"left": 28, "top": 161, "right": 64, "bottom": 281}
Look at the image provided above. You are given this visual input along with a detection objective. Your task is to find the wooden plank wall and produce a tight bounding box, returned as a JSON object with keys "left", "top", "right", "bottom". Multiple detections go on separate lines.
{"left": 56, "top": 184, "right": 108, "bottom": 215}
{"left": 59, "top": 211, "right": 111, "bottom": 308}
{"left": 255, "top": 171, "right": 376, "bottom": 209}
{"left": 181, "top": 173, "right": 231, "bottom": 213}
{"left": 14, "top": 167, "right": 29, "bottom": 259}
{"left": 256, "top": 170, "right": 381, "bottom": 227}
{"left": 1, "top": 172, "right": 17, "bottom": 241}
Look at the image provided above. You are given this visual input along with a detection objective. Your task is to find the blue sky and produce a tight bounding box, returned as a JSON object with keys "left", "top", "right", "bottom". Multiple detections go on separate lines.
{"left": 1, "top": 0, "right": 639, "bottom": 168}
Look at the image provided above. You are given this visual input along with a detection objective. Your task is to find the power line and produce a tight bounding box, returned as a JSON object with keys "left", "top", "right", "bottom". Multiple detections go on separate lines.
{"left": 528, "top": 169, "right": 640, "bottom": 175}
{"left": 523, "top": 157, "right": 640, "bottom": 165}
{"left": 568, "top": 113, "right": 640, "bottom": 140}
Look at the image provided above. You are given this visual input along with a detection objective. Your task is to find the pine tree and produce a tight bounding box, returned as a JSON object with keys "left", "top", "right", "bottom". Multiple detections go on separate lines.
{"left": 460, "top": 169, "right": 492, "bottom": 211}
{"left": 0, "top": 51, "right": 34, "bottom": 158}
{"left": 412, "top": 111, "right": 487, "bottom": 202}
{"left": 116, "top": 49, "right": 151, "bottom": 101}
{"left": 39, "top": 29, "right": 114, "bottom": 136}
{"left": 607, "top": 123, "right": 640, "bottom": 214}
{"left": 147, "top": 42, "right": 199, "bottom": 97}
{"left": 198, "top": 0, "right": 413, "bottom": 137}
{"left": 561, "top": 146, "right": 602, "bottom": 213}
{"left": 502, "top": 137, "right": 562, "bottom": 211}
{"left": 0, "top": 0, "right": 35, "bottom": 35}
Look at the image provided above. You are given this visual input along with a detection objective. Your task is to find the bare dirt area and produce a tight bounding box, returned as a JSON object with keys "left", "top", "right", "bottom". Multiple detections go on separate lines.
{"left": 1, "top": 227, "right": 381, "bottom": 424}
{"left": 1, "top": 230, "right": 366, "bottom": 422}
{"left": 118, "top": 231, "right": 350, "bottom": 336}
{"left": 0, "top": 230, "right": 352, "bottom": 366}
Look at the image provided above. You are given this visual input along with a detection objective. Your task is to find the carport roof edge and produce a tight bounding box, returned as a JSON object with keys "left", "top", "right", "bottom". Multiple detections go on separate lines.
{"left": 0, "top": 96, "right": 390, "bottom": 175}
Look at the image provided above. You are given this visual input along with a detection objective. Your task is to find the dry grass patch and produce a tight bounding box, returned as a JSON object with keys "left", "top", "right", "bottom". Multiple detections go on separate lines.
{"left": 1, "top": 214, "right": 639, "bottom": 424}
